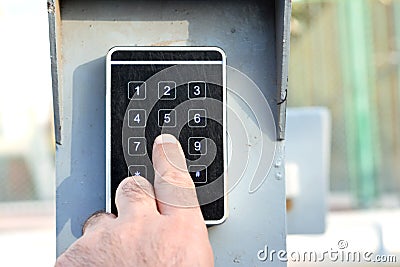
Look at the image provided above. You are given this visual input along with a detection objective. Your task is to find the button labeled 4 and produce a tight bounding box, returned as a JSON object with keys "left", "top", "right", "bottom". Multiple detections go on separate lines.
{"left": 128, "top": 109, "right": 146, "bottom": 127}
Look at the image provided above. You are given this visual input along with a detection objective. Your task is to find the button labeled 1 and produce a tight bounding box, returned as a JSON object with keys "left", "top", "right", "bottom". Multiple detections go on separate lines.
{"left": 128, "top": 81, "right": 146, "bottom": 100}
{"left": 188, "top": 109, "right": 206, "bottom": 127}
{"left": 188, "top": 82, "right": 206, "bottom": 99}
{"left": 188, "top": 137, "right": 207, "bottom": 155}
{"left": 189, "top": 165, "right": 207, "bottom": 184}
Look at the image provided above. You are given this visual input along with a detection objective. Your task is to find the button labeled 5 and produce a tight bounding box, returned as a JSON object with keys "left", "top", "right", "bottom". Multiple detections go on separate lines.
{"left": 158, "top": 109, "right": 176, "bottom": 127}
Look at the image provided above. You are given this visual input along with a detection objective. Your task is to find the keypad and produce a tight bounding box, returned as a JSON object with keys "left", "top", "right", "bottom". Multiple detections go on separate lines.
{"left": 110, "top": 51, "right": 225, "bottom": 222}
{"left": 123, "top": 78, "right": 221, "bottom": 180}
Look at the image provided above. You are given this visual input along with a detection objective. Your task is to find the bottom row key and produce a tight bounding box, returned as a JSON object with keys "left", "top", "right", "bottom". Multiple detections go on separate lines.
{"left": 188, "top": 165, "right": 207, "bottom": 184}
{"left": 128, "top": 165, "right": 147, "bottom": 178}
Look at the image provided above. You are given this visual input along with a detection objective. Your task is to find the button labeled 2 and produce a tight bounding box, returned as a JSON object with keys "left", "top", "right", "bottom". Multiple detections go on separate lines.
{"left": 158, "top": 81, "right": 176, "bottom": 100}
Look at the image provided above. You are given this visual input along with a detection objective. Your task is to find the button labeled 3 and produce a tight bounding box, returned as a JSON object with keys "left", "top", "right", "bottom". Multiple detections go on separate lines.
{"left": 188, "top": 82, "right": 206, "bottom": 99}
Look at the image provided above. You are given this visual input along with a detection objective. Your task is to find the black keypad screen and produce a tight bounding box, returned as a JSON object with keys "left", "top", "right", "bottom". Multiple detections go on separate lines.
{"left": 108, "top": 48, "right": 226, "bottom": 223}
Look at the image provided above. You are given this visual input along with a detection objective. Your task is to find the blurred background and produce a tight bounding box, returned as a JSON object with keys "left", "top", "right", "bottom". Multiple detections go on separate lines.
{"left": 0, "top": 0, "right": 55, "bottom": 265}
{"left": 290, "top": 0, "right": 400, "bottom": 207}
{"left": 0, "top": 0, "right": 399, "bottom": 266}
{"left": 287, "top": 0, "right": 400, "bottom": 266}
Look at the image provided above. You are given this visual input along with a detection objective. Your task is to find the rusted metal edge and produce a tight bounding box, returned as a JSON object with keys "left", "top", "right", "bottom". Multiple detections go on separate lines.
{"left": 276, "top": 0, "right": 292, "bottom": 140}
{"left": 47, "top": 0, "right": 62, "bottom": 145}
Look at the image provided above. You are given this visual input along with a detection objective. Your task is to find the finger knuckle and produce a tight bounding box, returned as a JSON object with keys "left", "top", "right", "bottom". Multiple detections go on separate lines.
{"left": 82, "top": 211, "right": 116, "bottom": 234}
{"left": 120, "top": 177, "right": 154, "bottom": 201}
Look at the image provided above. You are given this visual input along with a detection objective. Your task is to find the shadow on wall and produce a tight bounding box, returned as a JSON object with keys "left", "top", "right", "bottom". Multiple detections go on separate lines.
{"left": 56, "top": 57, "right": 106, "bottom": 238}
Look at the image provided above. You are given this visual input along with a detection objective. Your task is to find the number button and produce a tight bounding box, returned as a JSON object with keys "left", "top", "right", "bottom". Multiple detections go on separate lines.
{"left": 128, "top": 81, "right": 146, "bottom": 100}
{"left": 128, "top": 137, "right": 147, "bottom": 155}
{"left": 158, "top": 109, "right": 176, "bottom": 127}
{"left": 158, "top": 81, "right": 176, "bottom": 100}
{"left": 188, "top": 109, "right": 206, "bottom": 127}
{"left": 189, "top": 165, "right": 208, "bottom": 184}
{"left": 128, "top": 165, "right": 147, "bottom": 178}
{"left": 188, "top": 137, "right": 207, "bottom": 155}
{"left": 188, "top": 82, "right": 206, "bottom": 99}
{"left": 128, "top": 109, "right": 146, "bottom": 127}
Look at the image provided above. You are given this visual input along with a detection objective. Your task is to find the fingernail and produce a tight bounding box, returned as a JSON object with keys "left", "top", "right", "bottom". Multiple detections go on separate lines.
{"left": 154, "top": 134, "right": 178, "bottom": 145}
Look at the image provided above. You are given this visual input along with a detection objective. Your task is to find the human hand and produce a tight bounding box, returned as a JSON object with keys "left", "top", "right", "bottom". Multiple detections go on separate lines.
{"left": 55, "top": 134, "right": 214, "bottom": 267}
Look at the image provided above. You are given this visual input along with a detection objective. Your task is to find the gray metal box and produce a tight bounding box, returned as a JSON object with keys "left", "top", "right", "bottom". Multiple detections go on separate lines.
{"left": 48, "top": 1, "right": 291, "bottom": 265}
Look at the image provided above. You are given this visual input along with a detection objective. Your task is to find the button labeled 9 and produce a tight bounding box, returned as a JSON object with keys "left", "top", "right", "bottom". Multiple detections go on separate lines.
{"left": 188, "top": 137, "right": 207, "bottom": 155}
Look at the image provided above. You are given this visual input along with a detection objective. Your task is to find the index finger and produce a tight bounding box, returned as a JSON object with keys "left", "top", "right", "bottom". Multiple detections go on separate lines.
{"left": 152, "top": 134, "right": 202, "bottom": 216}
